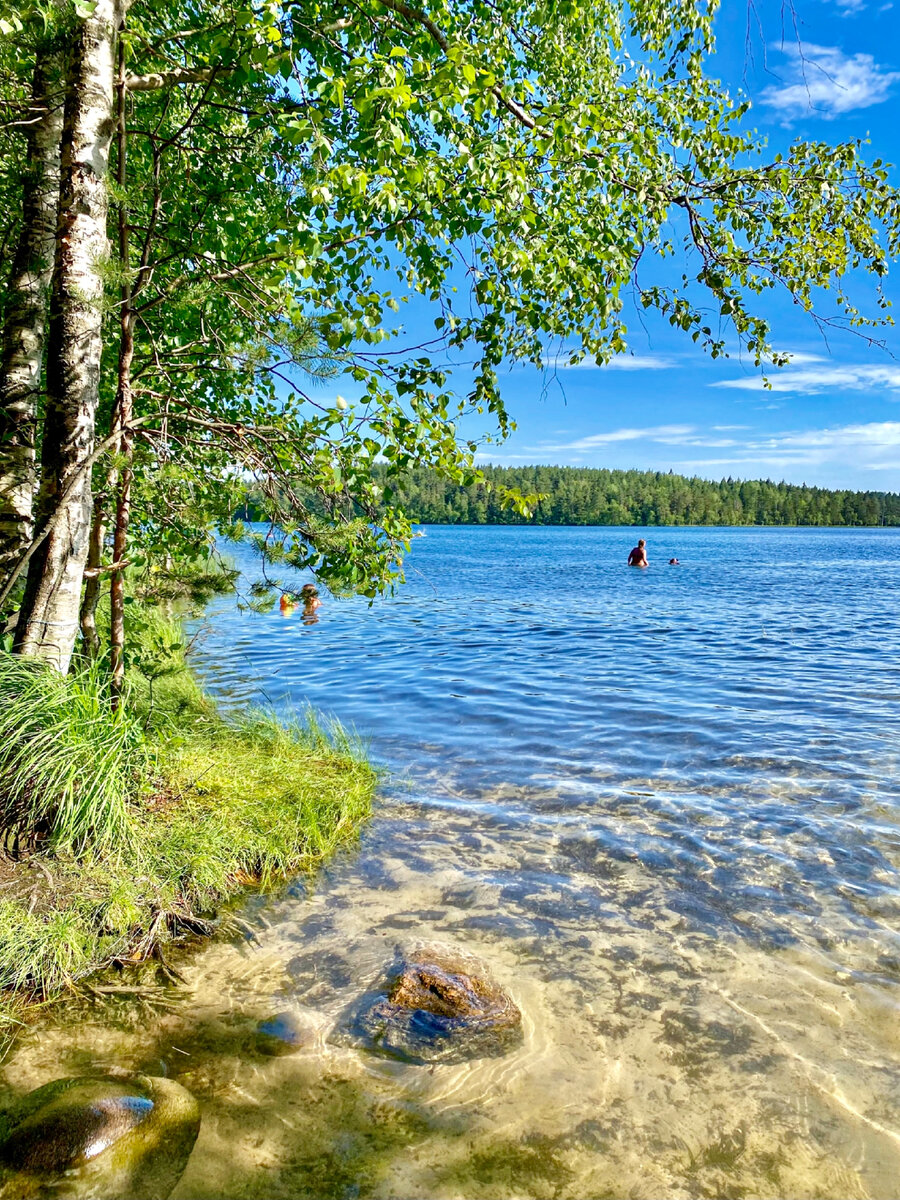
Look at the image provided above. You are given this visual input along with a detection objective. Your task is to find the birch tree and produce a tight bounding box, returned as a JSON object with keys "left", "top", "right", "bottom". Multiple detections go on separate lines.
{"left": 12, "top": 0, "right": 123, "bottom": 672}
{"left": 0, "top": 44, "right": 65, "bottom": 584}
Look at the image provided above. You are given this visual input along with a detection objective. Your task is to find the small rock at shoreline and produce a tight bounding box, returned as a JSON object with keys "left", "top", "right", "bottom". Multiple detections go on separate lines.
{"left": 348, "top": 944, "right": 522, "bottom": 1064}
{"left": 0, "top": 1074, "right": 199, "bottom": 1199}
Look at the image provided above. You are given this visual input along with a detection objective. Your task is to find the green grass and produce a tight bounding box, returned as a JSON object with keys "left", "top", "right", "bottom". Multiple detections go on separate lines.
{"left": 0, "top": 626, "right": 376, "bottom": 1021}
{"left": 0, "top": 654, "right": 147, "bottom": 854}
{"left": 152, "top": 710, "right": 372, "bottom": 893}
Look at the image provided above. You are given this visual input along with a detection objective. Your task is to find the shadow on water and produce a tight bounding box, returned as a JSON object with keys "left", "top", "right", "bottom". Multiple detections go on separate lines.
{"left": 0, "top": 1003, "right": 820, "bottom": 1200}
{"left": 0, "top": 1000, "right": 850, "bottom": 1200}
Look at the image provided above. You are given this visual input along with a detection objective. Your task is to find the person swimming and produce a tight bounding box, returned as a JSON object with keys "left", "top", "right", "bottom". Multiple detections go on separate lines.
{"left": 300, "top": 583, "right": 321, "bottom": 623}
{"left": 281, "top": 584, "right": 322, "bottom": 616}
{"left": 627, "top": 538, "right": 648, "bottom": 567}
{"left": 668, "top": 557, "right": 680, "bottom": 565}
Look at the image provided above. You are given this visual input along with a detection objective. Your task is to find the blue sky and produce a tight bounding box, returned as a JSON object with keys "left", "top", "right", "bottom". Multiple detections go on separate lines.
{"left": 483, "top": 1, "right": 900, "bottom": 491}
{"left": 326, "top": 0, "right": 900, "bottom": 490}
{"left": 495, "top": 1, "right": 900, "bottom": 489}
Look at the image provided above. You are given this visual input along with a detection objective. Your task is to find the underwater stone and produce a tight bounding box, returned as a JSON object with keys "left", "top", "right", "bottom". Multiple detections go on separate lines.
{"left": 0, "top": 1074, "right": 200, "bottom": 1199}
{"left": 0, "top": 1083, "right": 152, "bottom": 1173}
{"left": 255, "top": 1011, "right": 310, "bottom": 1056}
{"left": 350, "top": 944, "right": 522, "bottom": 1064}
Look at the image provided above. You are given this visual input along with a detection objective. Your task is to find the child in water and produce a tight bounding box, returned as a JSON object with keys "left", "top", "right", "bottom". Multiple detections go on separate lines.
{"left": 300, "top": 584, "right": 321, "bottom": 622}
{"left": 280, "top": 584, "right": 322, "bottom": 618}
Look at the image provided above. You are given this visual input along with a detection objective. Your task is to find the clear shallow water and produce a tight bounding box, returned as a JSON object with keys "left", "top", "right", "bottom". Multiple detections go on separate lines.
{"left": 5, "top": 526, "right": 900, "bottom": 1198}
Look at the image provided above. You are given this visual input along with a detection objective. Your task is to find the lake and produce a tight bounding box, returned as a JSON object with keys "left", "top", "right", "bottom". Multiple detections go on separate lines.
{"left": 5, "top": 525, "right": 900, "bottom": 1198}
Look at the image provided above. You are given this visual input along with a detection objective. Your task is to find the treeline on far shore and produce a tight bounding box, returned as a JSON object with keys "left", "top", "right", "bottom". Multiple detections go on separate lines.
{"left": 240, "top": 464, "right": 900, "bottom": 528}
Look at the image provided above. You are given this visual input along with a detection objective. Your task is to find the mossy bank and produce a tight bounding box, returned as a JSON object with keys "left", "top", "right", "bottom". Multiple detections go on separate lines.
{"left": 0, "top": 617, "right": 376, "bottom": 1042}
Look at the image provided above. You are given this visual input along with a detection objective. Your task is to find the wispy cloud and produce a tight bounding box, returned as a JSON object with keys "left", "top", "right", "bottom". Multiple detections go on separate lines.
{"left": 835, "top": 0, "right": 896, "bottom": 12}
{"left": 473, "top": 453, "right": 537, "bottom": 463}
{"left": 770, "top": 352, "right": 828, "bottom": 366}
{"left": 672, "top": 421, "right": 900, "bottom": 474}
{"left": 713, "top": 363, "right": 900, "bottom": 395}
{"left": 535, "top": 425, "right": 743, "bottom": 453}
{"left": 759, "top": 43, "right": 900, "bottom": 118}
{"left": 538, "top": 424, "right": 693, "bottom": 450}
{"left": 604, "top": 355, "right": 676, "bottom": 371}
{"left": 519, "top": 419, "right": 900, "bottom": 480}
{"left": 542, "top": 353, "right": 675, "bottom": 372}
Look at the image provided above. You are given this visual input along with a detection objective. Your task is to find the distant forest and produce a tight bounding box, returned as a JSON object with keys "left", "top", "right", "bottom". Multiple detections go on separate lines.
{"left": 242, "top": 464, "right": 900, "bottom": 527}
{"left": 385, "top": 465, "right": 900, "bottom": 526}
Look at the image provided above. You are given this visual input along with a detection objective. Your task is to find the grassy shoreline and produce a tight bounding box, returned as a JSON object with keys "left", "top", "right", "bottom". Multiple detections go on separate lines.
{"left": 0, "top": 623, "right": 376, "bottom": 1041}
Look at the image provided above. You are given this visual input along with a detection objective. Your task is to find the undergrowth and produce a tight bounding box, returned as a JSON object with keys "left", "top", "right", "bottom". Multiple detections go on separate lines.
{"left": 0, "top": 607, "right": 376, "bottom": 1029}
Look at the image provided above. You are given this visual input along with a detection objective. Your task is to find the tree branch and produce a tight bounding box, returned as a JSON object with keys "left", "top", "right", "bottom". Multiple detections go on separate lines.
{"left": 0, "top": 413, "right": 166, "bottom": 610}
{"left": 375, "top": 0, "right": 536, "bottom": 128}
{"left": 126, "top": 67, "right": 221, "bottom": 92}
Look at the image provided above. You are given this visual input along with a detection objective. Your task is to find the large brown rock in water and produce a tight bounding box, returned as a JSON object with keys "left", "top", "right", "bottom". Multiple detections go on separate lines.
{"left": 352, "top": 945, "right": 522, "bottom": 1064}
{"left": 0, "top": 1074, "right": 199, "bottom": 1199}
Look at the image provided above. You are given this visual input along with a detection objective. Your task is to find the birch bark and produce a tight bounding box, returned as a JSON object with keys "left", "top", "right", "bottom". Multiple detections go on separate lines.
{"left": 14, "top": 0, "right": 123, "bottom": 672}
{"left": 109, "top": 35, "right": 133, "bottom": 703}
{"left": 0, "top": 51, "right": 65, "bottom": 591}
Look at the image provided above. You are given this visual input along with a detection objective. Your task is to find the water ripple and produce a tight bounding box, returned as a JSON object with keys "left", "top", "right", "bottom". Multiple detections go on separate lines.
{"left": 5, "top": 526, "right": 900, "bottom": 1199}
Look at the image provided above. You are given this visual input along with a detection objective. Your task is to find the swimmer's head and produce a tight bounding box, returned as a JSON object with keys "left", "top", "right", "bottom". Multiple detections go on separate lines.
{"left": 300, "top": 584, "right": 319, "bottom": 600}
{"left": 638, "top": 539, "right": 646, "bottom": 547}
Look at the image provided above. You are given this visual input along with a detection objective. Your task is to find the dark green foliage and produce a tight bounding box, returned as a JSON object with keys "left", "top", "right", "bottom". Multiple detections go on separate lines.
{"left": 355, "top": 464, "right": 900, "bottom": 527}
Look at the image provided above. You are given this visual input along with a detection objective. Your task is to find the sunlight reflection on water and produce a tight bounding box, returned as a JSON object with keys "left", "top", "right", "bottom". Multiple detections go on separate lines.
{"left": 4, "top": 526, "right": 900, "bottom": 1198}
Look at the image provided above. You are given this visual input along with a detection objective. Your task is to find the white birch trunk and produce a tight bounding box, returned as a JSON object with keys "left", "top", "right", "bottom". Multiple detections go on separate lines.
{"left": 14, "top": 0, "right": 123, "bottom": 673}
{"left": 0, "top": 51, "right": 65, "bottom": 591}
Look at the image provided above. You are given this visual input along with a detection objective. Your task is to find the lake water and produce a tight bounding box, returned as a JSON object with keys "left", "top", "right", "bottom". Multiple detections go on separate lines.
{"left": 5, "top": 526, "right": 900, "bottom": 1198}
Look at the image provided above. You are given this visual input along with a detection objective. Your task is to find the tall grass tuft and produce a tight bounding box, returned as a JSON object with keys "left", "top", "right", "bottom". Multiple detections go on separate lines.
{"left": 0, "top": 652, "right": 147, "bottom": 853}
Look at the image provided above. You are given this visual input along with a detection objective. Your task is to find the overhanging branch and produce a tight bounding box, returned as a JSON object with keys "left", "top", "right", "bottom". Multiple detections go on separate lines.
{"left": 126, "top": 67, "right": 221, "bottom": 91}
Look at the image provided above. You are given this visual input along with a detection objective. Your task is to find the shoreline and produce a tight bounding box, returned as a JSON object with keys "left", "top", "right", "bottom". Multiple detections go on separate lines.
{"left": 0, "top": 633, "right": 376, "bottom": 1049}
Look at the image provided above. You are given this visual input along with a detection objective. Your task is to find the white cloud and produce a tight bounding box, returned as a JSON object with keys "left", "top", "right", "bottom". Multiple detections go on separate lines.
{"left": 712, "top": 363, "right": 900, "bottom": 395}
{"left": 537, "top": 424, "right": 694, "bottom": 451}
{"left": 535, "top": 425, "right": 748, "bottom": 453}
{"left": 759, "top": 43, "right": 900, "bottom": 118}
{"left": 769, "top": 421, "right": 900, "bottom": 448}
{"left": 520, "top": 419, "right": 900, "bottom": 481}
{"left": 671, "top": 421, "right": 900, "bottom": 475}
{"left": 473, "top": 451, "right": 541, "bottom": 463}
{"left": 542, "top": 353, "right": 675, "bottom": 371}
{"left": 604, "top": 355, "right": 676, "bottom": 371}
{"left": 771, "top": 352, "right": 828, "bottom": 366}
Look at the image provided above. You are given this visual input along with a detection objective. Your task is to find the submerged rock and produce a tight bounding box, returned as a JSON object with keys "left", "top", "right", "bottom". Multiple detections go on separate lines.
{"left": 286, "top": 949, "right": 353, "bottom": 1004}
{"left": 255, "top": 1011, "right": 310, "bottom": 1057}
{"left": 350, "top": 945, "right": 522, "bottom": 1064}
{"left": 0, "top": 1083, "right": 153, "bottom": 1174}
{"left": 0, "top": 1074, "right": 199, "bottom": 1199}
